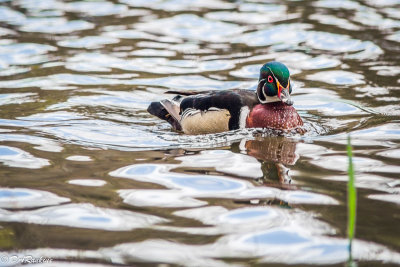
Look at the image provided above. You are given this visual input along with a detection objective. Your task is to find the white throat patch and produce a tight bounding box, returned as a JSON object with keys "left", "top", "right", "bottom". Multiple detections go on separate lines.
{"left": 263, "top": 95, "right": 281, "bottom": 103}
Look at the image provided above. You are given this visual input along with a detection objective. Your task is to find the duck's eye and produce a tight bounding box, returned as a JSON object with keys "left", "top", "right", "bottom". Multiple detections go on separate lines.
{"left": 267, "top": 75, "right": 273, "bottom": 83}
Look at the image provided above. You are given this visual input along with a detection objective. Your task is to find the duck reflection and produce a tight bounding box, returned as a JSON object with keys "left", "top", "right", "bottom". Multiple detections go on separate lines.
{"left": 243, "top": 137, "right": 299, "bottom": 184}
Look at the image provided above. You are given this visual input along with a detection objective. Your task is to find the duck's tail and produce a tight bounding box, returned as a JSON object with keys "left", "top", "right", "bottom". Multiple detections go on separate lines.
{"left": 147, "top": 95, "right": 183, "bottom": 131}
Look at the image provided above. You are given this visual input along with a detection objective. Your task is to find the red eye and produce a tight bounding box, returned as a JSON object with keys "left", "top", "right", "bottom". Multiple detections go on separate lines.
{"left": 267, "top": 75, "right": 273, "bottom": 83}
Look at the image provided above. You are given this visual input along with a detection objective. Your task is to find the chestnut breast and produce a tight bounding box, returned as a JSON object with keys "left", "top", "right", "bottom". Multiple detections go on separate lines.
{"left": 246, "top": 102, "right": 303, "bottom": 130}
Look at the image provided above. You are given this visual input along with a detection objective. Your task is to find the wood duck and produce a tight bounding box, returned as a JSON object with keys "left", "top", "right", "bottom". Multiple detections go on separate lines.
{"left": 147, "top": 61, "right": 303, "bottom": 135}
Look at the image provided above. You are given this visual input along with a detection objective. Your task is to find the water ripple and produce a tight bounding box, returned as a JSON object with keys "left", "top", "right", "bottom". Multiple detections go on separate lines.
{"left": 0, "top": 145, "right": 50, "bottom": 168}
{"left": 57, "top": 36, "right": 120, "bottom": 49}
{"left": 232, "top": 24, "right": 383, "bottom": 59}
{"left": 68, "top": 179, "right": 106, "bottom": 187}
{"left": 111, "top": 161, "right": 337, "bottom": 207}
{"left": 136, "top": 14, "right": 245, "bottom": 42}
{"left": 64, "top": 1, "right": 128, "bottom": 17}
{"left": 0, "top": 133, "right": 62, "bottom": 152}
{"left": 20, "top": 18, "right": 94, "bottom": 34}
{"left": 0, "top": 6, "right": 26, "bottom": 24}
{"left": 176, "top": 150, "right": 263, "bottom": 178}
{"left": 120, "top": 0, "right": 235, "bottom": 11}
{"left": 118, "top": 189, "right": 206, "bottom": 208}
{"left": 0, "top": 93, "right": 37, "bottom": 105}
{"left": 0, "top": 188, "right": 69, "bottom": 209}
{"left": 306, "top": 70, "right": 365, "bottom": 85}
{"left": 0, "top": 42, "right": 57, "bottom": 67}
{"left": 0, "top": 203, "right": 168, "bottom": 231}
{"left": 34, "top": 121, "right": 174, "bottom": 150}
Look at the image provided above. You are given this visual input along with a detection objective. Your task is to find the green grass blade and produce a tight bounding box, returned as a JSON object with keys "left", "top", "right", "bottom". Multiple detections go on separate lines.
{"left": 347, "top": 135, "right": 357, "bottom": 248}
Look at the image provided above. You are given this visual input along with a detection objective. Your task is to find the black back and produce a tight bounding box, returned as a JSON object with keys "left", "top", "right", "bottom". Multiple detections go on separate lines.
{"left": 180, "top": 89, "right": 257, "bottom": 130}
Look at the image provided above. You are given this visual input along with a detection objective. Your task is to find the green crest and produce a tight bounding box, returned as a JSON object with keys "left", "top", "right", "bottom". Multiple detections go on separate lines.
{"left": 259, "top": 61, "right": 290, "bottom": 88}
{"left": 257, "top": 61, "right": 293, "bottom": 104}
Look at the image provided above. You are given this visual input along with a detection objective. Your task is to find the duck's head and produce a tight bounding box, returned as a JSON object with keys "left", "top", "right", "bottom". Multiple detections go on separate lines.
{"left": 256, "top": 61, "right": 293, "bottom": 105}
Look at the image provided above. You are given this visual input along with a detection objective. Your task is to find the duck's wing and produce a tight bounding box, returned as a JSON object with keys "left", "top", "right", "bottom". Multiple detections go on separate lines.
{"left": 180, "top": 89, "right": 257, "bottom": 130}
{"left": 166, "top": 89, "right": 258, "bottom": 106}
{"left": 235, "top": 89, "right": 259, "bottom": 108}
{"left": 147, "top": 89, "right": 258, "bottom": 133}
{"left": 165, "top": 90, "right": 202, "bottom": 96}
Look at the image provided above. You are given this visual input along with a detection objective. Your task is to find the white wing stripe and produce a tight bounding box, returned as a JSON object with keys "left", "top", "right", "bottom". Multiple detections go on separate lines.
{"left": 239, "top": 106, "right": 250, "bottom": 129}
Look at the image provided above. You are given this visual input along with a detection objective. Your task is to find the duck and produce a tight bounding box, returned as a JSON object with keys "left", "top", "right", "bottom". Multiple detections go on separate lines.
{"left": 147, "top": 61, "right": 303, "bottom": 135}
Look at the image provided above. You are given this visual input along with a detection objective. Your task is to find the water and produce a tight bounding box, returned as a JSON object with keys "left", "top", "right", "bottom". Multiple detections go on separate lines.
{"left": 0, "top": 0, "right": 399, "bottom": 266}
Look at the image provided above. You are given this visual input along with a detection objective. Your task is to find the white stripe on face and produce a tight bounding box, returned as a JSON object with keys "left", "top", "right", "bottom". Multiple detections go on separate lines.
{"left": 262, "top": 83, "right": 268, "bottom": 103}
{"left": 257, "top": 78, "right": 268, "bottom": 104}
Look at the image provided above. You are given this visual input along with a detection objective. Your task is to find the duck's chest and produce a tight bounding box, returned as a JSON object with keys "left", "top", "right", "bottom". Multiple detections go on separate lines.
{"left": 246, "top": 103, "right": 303, "bottom": 130}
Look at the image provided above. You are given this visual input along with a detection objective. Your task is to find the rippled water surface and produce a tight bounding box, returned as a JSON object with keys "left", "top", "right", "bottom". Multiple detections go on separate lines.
{"left": 0, "top": 0, "right": 400, "bottom": 266}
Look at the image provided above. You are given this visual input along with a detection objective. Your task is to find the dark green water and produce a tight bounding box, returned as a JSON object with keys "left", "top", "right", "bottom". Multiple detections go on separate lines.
{"left": 0, "top": 0, "right": 399, "bottom": 266}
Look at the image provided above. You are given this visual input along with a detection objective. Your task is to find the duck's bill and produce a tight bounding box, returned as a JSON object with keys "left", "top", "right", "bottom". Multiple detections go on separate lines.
{"left": 279, "top": 88, "right": 293, "bottom": 105}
